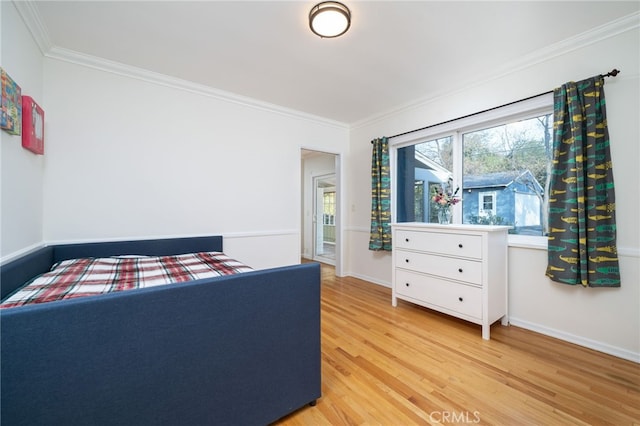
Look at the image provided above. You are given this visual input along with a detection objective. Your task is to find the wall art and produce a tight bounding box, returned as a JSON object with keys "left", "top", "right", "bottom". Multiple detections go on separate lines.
{"left": 22, "top": 96, "right": 44, "bottom": 154}
{"left": 1, "top": 68, "right": 22, "bottom": 135}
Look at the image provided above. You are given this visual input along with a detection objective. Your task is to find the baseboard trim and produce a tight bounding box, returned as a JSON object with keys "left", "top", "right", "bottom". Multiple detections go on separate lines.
{"left": 509, "top": 317, "right": 639, "bottom": 363}
{"left": 348, "top": 272, "right": 391, "bottom": 288}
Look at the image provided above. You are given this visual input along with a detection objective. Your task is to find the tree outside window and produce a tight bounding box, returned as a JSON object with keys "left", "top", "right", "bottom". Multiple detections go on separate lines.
{"left": 462, "top": 114, "right": 551, "bottom": 234}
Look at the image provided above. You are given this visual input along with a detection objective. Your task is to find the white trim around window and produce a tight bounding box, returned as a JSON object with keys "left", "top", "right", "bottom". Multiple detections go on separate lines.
{"left": 478, "top": 191, "right": 497, "bottom": 217}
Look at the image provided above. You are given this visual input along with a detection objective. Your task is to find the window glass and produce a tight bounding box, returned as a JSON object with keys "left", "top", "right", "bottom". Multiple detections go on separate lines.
{"left": 323, "top": 191, "right": 336, "bottom": 225}
{"left": 414, "top": 180, "right": 425, "bottom": 221}
{"left": 396, "top": 137, "right": 453, "bottom": 223}
{"left": 462, "top": 114, "right": 552, "bottom": 234}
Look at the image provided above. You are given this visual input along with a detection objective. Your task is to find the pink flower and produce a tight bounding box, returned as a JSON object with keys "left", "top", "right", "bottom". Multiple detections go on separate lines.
{"left": 431, "top": 185, "right": 460, "bottom": 207}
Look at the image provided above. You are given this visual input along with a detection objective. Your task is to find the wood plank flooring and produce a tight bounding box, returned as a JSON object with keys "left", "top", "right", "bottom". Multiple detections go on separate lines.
{"left": 274, "top": 262, "right": 640, "bottom": 425}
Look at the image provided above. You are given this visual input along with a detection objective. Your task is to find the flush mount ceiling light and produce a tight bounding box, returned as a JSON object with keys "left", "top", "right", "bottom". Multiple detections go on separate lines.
{"left": 309, "top": 1, "right": 351, "bottom": 38}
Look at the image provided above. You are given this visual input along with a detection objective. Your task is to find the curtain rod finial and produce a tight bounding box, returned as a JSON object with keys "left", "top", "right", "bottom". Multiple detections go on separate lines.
{"left": 604, "top": 69, "right": 620, "bottom": 78}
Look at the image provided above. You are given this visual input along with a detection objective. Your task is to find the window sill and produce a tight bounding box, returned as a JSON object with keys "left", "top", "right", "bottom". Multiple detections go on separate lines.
{"left": 508, "top": 234, "right": 547, "bottom": 250}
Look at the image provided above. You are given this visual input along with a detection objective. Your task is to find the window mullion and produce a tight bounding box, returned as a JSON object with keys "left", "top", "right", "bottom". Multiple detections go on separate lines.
{"left": 452, "top": 131, "right": 463, "bottom": 224}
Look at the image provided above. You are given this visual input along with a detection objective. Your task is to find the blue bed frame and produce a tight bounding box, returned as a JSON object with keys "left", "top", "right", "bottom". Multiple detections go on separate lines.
{"left": 0, "top": 236, "right": 321, "bottom": 426}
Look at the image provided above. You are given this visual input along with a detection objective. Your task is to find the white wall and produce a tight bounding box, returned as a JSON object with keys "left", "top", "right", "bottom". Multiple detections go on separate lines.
{"left": 346, "top": 18, "right": 640, "bottom": 361}
{"left": 0, "top": 2, "right": 45, "bottom": 258}
{"left": 38, "top": 57, "right": 349, "bottom": 269}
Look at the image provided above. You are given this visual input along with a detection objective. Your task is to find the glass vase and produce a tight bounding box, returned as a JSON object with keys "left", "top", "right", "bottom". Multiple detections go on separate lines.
{"left": 437, "top": 207, "right": 452, "bottom": 224}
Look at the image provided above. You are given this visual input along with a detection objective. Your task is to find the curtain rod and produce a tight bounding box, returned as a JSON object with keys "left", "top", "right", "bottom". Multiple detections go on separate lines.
{"left": 380, "top": 68, "right": 620, "bottom": 141}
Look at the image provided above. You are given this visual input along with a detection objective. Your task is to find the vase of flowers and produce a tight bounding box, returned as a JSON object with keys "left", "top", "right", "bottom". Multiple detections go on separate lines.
{"left": 437, "top": 208, "right": 452, "bottom": 225}
{"left": 432, "top": 183, "right": 460, "bottom": 224}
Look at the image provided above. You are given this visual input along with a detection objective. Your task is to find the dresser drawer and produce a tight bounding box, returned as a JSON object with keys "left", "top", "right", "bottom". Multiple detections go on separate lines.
{"left": 395, "top": 250, "right": 482, "bottom": 285}
{"left": 395, "top": 269, "right": 482, "bottom": 319}
{"left": 395, "top": 229, "right": 482, "bottom": 259}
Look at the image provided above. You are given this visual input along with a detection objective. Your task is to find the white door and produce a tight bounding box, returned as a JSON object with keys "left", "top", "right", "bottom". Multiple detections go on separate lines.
{"left": 312, "top": 174, "right": 336, "bottom": 264}
{"left": 314, "top": 182, "right": 325, "bottom": 256}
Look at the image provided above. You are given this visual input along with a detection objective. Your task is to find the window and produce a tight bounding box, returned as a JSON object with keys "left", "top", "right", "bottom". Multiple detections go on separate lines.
{"left": 393, "top": 94, "right": 553, "bottom": 236}
{"left": 396, "top": 137, "right": 453, "bottom": 223}
{"left": 479, "top": 192, "right": 496, "bottom": 216}
{"left": 323, "top": 191, "right": 336, "bottom": 226}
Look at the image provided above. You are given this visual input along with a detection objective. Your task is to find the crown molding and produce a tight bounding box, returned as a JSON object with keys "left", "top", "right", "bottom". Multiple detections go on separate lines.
{"left": 45, "top": 47, "right": 349, "bottom": 130}
{"left": 12, "top": 0, "right": 52, "bottom": 54}
{"left": 15, "top": 1, "right": 348, "bottom": 131}
{"left": 352, "top": 11, "right": 640, "bottom": 130}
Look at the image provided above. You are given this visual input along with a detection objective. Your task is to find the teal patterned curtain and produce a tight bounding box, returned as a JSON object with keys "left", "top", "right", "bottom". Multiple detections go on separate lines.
{"left": 545, "top": 76, "right": 620, "bottom": 287}
{"left": 369, "top": 137, "right": 392, "bottom": 251}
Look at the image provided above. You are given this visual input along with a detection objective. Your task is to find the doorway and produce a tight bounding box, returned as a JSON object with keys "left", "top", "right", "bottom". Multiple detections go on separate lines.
{"left": 301, "top": 149, "right": 341, "bottom": 274}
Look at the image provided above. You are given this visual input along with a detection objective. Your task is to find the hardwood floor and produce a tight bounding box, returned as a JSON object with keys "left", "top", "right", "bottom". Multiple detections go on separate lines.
{"left": 275, "top": 263, "right": 639, "bottom": 425}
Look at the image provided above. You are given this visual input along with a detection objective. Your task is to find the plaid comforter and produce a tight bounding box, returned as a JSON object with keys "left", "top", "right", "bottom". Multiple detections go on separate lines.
{"left": 0, "top": 251, "right": 253, "bottom": 309}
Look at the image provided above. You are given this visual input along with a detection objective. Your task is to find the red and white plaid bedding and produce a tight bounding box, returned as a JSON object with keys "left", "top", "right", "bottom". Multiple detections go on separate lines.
{"left": 0, "top": 251, "right": 253, "bottom": 309}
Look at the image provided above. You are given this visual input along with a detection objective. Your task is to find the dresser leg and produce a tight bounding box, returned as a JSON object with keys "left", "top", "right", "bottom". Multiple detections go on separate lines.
{"left": 482, "top": 324, "right": 490, "bottom": 340}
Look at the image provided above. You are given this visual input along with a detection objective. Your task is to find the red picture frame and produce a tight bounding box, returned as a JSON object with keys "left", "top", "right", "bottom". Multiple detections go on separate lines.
{"left": 22, "top": 96, "right": 44, "bottom": 155}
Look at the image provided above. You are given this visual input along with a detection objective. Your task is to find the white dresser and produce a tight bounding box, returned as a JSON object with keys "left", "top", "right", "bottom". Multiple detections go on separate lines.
{"left": 391, "top": 223, "right": 510, "bottom": 340}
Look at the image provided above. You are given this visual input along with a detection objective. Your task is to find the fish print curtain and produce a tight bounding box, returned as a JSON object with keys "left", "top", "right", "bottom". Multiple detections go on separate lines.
{"left": 545, "top": 76, "right": 620, "bottom": 287}
{"left": 369, "top": 137, "right": 392, "bottom": 251}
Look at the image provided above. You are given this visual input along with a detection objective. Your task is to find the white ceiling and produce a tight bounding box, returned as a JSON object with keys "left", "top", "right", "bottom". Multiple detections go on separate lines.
{"left": 27, "top": 1, "right": 640, "bottom": 124}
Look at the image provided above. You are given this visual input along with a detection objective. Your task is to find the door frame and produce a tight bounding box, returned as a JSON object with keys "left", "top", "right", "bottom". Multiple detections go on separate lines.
{"left": 300, "top": 148, "right": 343, "bottom": 276}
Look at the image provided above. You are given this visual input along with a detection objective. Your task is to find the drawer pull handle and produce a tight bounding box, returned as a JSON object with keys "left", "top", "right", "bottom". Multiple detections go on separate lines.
{"left": 458, "top": 243, "right": 463, "bottom": 248}
{"left": 405, "top": 238, "right": 409, "bottom": 242}
{"left": 458, "top": 268, "right": 463, "bottom": 273}
{"left": 405, "top": 259, "right": 410, "bottom": 263}
{"left": 405, "top": 283, "right": 410, "bottom": 287}
{"left": 458, "top": 297, "right": 463, "bottom": 302}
